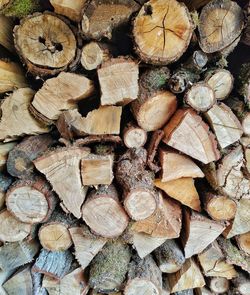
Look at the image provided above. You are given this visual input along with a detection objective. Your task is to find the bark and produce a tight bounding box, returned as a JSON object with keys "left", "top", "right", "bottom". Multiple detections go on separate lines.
{"left": 89, "top": 241, "right": 131, "bottom": 293}
{"left": 232, "top": 272, "right": 250, "bottom": 295}
{"left": 82, "top": 185, "right": 129, "bottom": 238}
{"left": 147, "top": 129, "right": 164, "bottom": 172}
{"left": 238, "top": 63, "right": 250, "bottom": 106}
{"left": 133, "top": 0, "right": 194, "bottom": 65}
{"left": 0, "top": 142, "right": 17, "bottom": 171}
{"left": 209, "top": 277, "right": 229, "bottom": 294}
{"left": 236, "top": 232, "right": 250, "bottom": 255}
{"left": 198, "top": 0, "right": 244, "bottom": 53}
{"left": 0, "top": 0, "right": 40, "bottom": 18}
{"left": 32, "top": 271, "right": 48, "bottom": 295}
{"left": 0, "top": 172, "right": 12, "bottom": 210}
{"left": 123, "top": 123, "right": 147, "bottom": 149}
{"left": 0, "top": 16, "right": 14, "bottom": 52}
{"left": 74, "top": 135, "right": 122, "bottom": 146}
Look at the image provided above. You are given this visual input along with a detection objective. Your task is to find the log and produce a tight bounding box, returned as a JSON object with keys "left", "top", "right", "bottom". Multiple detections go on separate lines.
{"left": 182, "top": 210, "right": 225, "bottom": 258}
{"left": 131, "top": 191, "right": 182, "bottom": 238}
{"left": 195, "top": 287, "right": 213, "bottom": 295}
{"left": 82, "top": 185, "right": 129, "bottom": 238}
{"left": 31, "top": 271, "right": 48, "bottom": 295}
{"left": 0, "top": 142, "right": 17, "bottom": 171}
{"left": 133, "top": 0, "right": 194, "bottom": 64}
{"left": 49, "top": 0, "right": 86, "bottom": 22}
{"left": 154, "top": 178, "right": 201, "bottom": 212}
{"left": 205, "top": 103, "right": 243, "bottom": 149}
{"left": 14, "top": 12, "right": 78, "bottom": 76}
{"left": 30, "top": 72, "right": 94, "bottom": 124}
{"left": 236, "top": 232, "right": 250, "bottom": 255}
{"left": 123, "top": 123, "right": 147, "bottom": 149}
{"left": 160, "top": 149, "right": 204, "bottom": 182}
{"left": 232, "top": 272, "right": 250, "bottom": 295}
{"left": 203, "top": 193, "right": 237, "bottom": 221}
{"left": 0, "top": 0, "right": 40, "bottom": 18}
{"left": 69, "top": 226, "right": 106, "bottom": 269}
{"left": 0, "top": 209, "right": 31, "bottom": 242}
{"left": 81, "top": 154, "right": 114, "bottom": 185}
{"left": 198, "top": 241, "right": 237, "bottom": 279}
{"left": 182, "top": 0, "right": 212, "bottom": 10}
{"left": 209, "top": 277, "right": 229, "bottom": 294}
{"left": 147, "top": 129, "right": 164, "bottom": 172}
{"left": 98, "top": 57, "right": 139, "bottom": 106}
{"left": 57, "top": 106, "right": 122, "bottom": 136}
{"left": 198, "top": 0, "right": 244, "bottom": 53}
{"left": 167, "top": 258, "right": 205, "bottom": 293}
{"left": 0, "top": 269, "right": 16, "bottom": 295}
{"left": 163, "top": 109, "right": 220, "bottom": 164}
{"left": 0, "top": 88, "right": 49, "bottom": 142}
{"left": 3, "top": 266, "right": 32, "bottom": 295}
{"left": 184, "top": 82, "right": 216, "bottom": 112}
{"left": 124, "top": 254, "right": 162, "bottom": 295}
{"left": 205, "top": 69, "right": 234, "bottom": 101}
{"left": 0, "top": 60, "right": 27, "bottom": 94}
{"left": 81, "top": 0, "right": 140, "bottom": 40}
{"left": 241, "top": 112, "right": 250, "bottom": 136}
{"left": 34, "top": 146, "right": 90, "bottom": 218}
{"left": 81, "top": 41, "right": 113, "bottom": 70}
{"left": 32, "top": 249, "right": 73, "bottom": 280}
{"left": 0, "top": 16, "right": 14, "bottom": 52}
{"left": 7, "top": 134, "right": 54, "bottom": 179}
{"left": 0, "top": 172, "right": 12, "bottom": 210}
{"left": 115, "top": 148, "right": 158, "bottom": 220}
{"left": 89, "top": 241, "right": 131, "bottom": 293}
{"left": 0, "top": 239, "right": 39, "bottom": 271}
{"left": 154, "top": 239, "right": 185, "bottom": 273}
{"left": 6, "top": 177, "right": 57, "bottom": 224}
{"left": 238, "top": 63, "right": 250, "bottom": 105}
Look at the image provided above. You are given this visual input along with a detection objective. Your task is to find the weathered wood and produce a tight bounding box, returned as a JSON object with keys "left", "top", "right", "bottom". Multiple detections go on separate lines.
{"left": 123, "top": 123, "right": 147, "bottom": 149}
{"left": 14, "top": 12, "right": 78, "bottom": 76}
{"left": 0, "top": 88, "right": 49, "bottom": 142}
{"left": 89, "top": 241, "right": 131, "bottom": 293}
{"left": 69, "top": 226, "right": 106, "bottom": 269}
{"left": 98, "top": 57, "right": 139, "bottom": 106}
{"left": 0, "top": 172, "right": 12, "bottom": 210}
{"left": 0, "top": 142, "right": 17, "bottom": 171}
{"left": 30, "top": 72, "right": 94, "bottom": 124}
{"left": 0, "top": 16, "right": 14, "bottom": 52}
{"left": 198, "top": 0, "right": 244, "bottom": 53}
{"left": 209, "top": 277, "right": 229, "bottom": 294}
{"left": 82, "top": 185, "right": 129, "bottom": 238}
{"left": 236, "top": 232, "right": 250, "bottom": 255}
{"left": 34, "top": 146, "right": 90, "bottom": 218}
{"left": 133, "top": 0, "right": 194, "bottom": 65}
{"left": 163, "top": 109, "right": 220, "bottom": 164}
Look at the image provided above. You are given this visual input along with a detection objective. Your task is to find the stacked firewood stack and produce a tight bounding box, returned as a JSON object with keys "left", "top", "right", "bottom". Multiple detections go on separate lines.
{"left": 0, "top": 0, "right": 249, "bottom": 294}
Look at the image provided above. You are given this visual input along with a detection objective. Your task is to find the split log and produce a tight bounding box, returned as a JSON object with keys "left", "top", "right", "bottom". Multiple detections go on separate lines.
{"left": 0, "top": 239, "right": 39, "bottom": 271}
{"left": 0, "top": 60, "right": 27, "bottom": 93}
{"left": 34, "top": 146, "right": 90, "bottom": 218}
{"left": 167, "top": 258, "right": 205, "bottom": 293}
{"left": 203, "top": 193, "right": 237, "bottom": 221}
{"left": 174, "top": 290, "right": 194, "bottom": 295}
{"left": 81, "top": 154, "right": 114, "bottom": 185}
{"left": 195, "top": 287, "right": 213, "bottom": 295}
{"left": 0, "top": 16, "right": 14, "bottom": 52}
{"left": 32, "top": 249, "right": 73, "bottom": 280}
{"left": 49, "top": 0, "right": 86, "bottom": 22}
{"left": 0, "top": 88, "right": 49, "bottom": 142}
{"left": 32, "top": 271, "right": 49, "bottom": 295}
{"left": 133, "top": 0, "right": 194, "bottom": 64}
{"left": 0, "top": 269, "right": 16, "bottom": 295}
{"left": 89, "top": 241, "right": 131, "bottom": 293}
{"left": 42, "top": 267, "right": 89, "bottom": 295}
{"left": 209, "top": 277, "right": 229, "bottom": 294}
{"left": 6, "top": 177, "right": 57, "bottom": 224}
{"left": 124, "top": 254, "right": 162, "bottom": 295}
{"left": 131, "top": 192, "right": 182, "bottom": 238}
{"left": 160, "top": 149, "right": 204, "bottom": 182}
{"left": 241, "top": 112, "right": 250, "bottom": 136}
{"left": 182, "top": 210, "right": 225, "bottom": 258}
{"left": 82, "top": 185, "right": 129, "bottom": 238}
{"left": 7, "top": 134, "right": 54, "bottom": 179}
{"left": 238, "top": 63, "right": 250, "bottom": 105}
{"left": 0, "top": 0, "right": 40, "bottom": 18}
{"left": 98, "top": 57, "right": 139, "bottom": 106}
{"left": 14, "top": 12, "right": 78, "bottom": 76}
{"left": 184, "top": 82, "right": 216, "bottom": 112}
{"left": 0, "top": 142, "right": 16, "bottom": 171}
{"left": 116, "top": 148, "right": 158, "bottom": 220}
{"left": 232, "top": 272, "right": 250, "bottom": 295}
{"left": 0, "top": 172, "right": 12, "bottom": 210}
{"left": 154, "top": 239, "right": 185, "bottom": 273}
{"left": 198, "top": 0, "right": 244, "bottom": 53}
{"left": 57, "top": 106, "right": 122, "bottom": 136}
{"left": 217, "top": 237, "right": 250, "bottom": 273}
{"left": 123, "top": 123, "right": 147, "bottom": 149}
{"left": 147, "top": 129, "right": 164, "bottom": 172}
{"left": 0, "top": 209, "right": 31, "bottom": 242}
{"left": 163, "top": 108, "right": 220, "bottom": 164}
{"left": 198, "top": 241, "right": 237, "bottom": 279}
{"left": 205, "top": 103, "right": 243, "bottom": 149}
{"left": 81, "top": 41, "right": 113, "bottom": 70}
{"left": 236, "top": 232, "right": 250, "bottom": 255}
{"left": 30, "top": 72, "right": 94, "bottom": 124}
{"left": 205, "top": 69, "right": 234, "bottom": 101}
{"left": 69, "top": 226, "right": 106, "bottom": 269}
{"left": 154, "top": 178, "right": 201, "bottom": 211}
{"left": 3, "top": 266, "right": 32, "bottom": 295}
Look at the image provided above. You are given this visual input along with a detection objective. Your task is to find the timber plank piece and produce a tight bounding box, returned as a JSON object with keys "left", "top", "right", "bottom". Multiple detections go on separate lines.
{"left": 34, "top": 146, "right": 90, "bottom": 218}
{"left": 14, "top": 12, "right": 78, "bottom": 76}
{"left": 133, "top": 0, "right": 194, "bottom": 65}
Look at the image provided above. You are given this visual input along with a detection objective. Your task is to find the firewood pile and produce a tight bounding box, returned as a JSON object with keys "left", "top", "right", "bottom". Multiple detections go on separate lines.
{"left": 0, "top": 0, "right": 250, "bottom": 294}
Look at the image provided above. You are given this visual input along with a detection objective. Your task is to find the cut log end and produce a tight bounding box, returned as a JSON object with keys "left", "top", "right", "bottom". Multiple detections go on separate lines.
{"left": 236, "top": 232, "right": 250, "bottom": 255}
{"left": 209, "top": 277, "right": 229, "bottom": 294}
{"left": 123, "top": 125, "right": 147, "bottom": 148}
